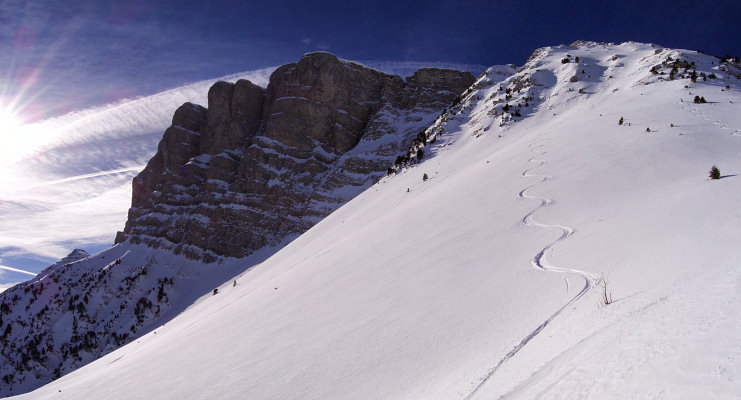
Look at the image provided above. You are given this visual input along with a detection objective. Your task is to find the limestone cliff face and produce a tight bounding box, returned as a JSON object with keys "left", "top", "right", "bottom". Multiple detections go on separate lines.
{"left": 117, "top": 52, "right": 475, "bottom": 260}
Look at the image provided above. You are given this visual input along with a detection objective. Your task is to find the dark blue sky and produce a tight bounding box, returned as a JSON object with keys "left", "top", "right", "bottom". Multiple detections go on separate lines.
{"left": 1, "top": 0, "right": 739, "bottom": 121}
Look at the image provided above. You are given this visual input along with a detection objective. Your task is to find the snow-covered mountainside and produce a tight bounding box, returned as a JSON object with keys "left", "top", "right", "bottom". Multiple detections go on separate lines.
{"left": 5, "top": 41, "right": 741, "bottom": 399}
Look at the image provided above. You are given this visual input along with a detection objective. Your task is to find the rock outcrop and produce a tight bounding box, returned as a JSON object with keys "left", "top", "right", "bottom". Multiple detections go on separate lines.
{"left": 117, "top": 52, "right": 475, "bottom": 260}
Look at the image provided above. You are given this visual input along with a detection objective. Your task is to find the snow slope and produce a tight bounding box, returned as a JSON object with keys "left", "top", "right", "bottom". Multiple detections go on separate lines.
{"left": 12, "top": 42, "right": 741, "bottom": 399}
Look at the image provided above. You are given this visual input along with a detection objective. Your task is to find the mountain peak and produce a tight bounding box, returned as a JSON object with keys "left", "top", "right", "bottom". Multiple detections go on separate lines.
{"left": 117, "top": 53, "right": 474, "bottom": 261}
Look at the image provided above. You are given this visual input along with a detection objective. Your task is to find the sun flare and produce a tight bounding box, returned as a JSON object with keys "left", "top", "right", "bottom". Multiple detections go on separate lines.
{"left": 0, "top": 107, "right": 45, "bottom": 166}
{"left": 0, "top": 107, "right": 24, "bottom": 164}
{"left": 0, "top": 107, "right": 21, "bottom": 132}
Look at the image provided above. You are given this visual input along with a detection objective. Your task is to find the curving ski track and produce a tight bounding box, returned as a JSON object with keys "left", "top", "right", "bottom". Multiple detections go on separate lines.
{"left": 463, "top": 141, "right": 599, "bottom": 400}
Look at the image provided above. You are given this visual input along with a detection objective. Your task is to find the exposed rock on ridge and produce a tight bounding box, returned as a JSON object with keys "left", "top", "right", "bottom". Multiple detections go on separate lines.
{"left": 117, "top": 52, "right": 476, "bottom": 260}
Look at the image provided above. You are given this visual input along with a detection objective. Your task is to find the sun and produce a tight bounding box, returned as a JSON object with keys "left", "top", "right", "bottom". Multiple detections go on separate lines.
{"left": 0, "top": 108, "right": 21, "bottom": 132}
{"left": 0, "top": 105, "right": 57, "bottom": 167}
{"left": 0, "top": 107, "right": 31, "bottom": 165}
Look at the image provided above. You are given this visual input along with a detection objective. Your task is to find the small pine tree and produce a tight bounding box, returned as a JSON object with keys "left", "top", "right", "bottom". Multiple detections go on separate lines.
{"left": 618, "top": 117, "right": 624, "bottom": 125}
{"left": 709, "top": 165, "right": 721, "bottom": 179}
{"left": 423, "top": 173, "right": 428, "bottom": 181}
{"left": 646, "top": 127, "right": 651, "bottom": 132}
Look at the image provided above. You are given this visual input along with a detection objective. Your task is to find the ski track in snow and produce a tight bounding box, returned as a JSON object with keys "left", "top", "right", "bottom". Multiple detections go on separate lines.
{"left": 464, "top": 140, "right": 599, "bottom": 400}
{"left": 682, "top": 104, "right": 740, "bottom": 137}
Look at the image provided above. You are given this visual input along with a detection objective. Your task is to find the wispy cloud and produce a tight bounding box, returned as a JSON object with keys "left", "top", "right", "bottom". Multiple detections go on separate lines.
{"left": 0, "top": 67, "right": 275, "bottom": 267}
{"left": 13, "top": 166, "right": 147, "bottom": 191}
{"left": 0, "top": 264, "right": 36, "bottom": 277}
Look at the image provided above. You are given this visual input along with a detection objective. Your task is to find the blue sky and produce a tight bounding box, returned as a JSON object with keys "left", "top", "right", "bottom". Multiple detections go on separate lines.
{"left": 1, "top": 0, "right": 739, "bottom": 122}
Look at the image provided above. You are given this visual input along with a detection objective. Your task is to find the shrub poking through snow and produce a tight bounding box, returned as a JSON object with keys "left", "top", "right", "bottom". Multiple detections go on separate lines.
{"left": 618, "top": 117, "right": 624, "bottom": 125}
{"left": 694, "top": 95, "right": 707, "bottom": 104}
{"left": 600, "top": 279, "right": 613, "bottom": 306}
{"left": 709, "top": 165, "right": 721, "bottom": 180}
{"left": 423, "top": 173, "right": 428, "bottom": 182}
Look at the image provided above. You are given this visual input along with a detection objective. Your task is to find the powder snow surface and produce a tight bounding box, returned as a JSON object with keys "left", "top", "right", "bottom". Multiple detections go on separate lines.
{"left": 14, "top": 42, "right": 741, "bottom": 399}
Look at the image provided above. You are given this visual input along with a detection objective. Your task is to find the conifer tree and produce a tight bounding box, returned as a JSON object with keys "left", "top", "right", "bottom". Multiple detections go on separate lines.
{"left": 709, "top": 165, "right": 721, "bottom": 180}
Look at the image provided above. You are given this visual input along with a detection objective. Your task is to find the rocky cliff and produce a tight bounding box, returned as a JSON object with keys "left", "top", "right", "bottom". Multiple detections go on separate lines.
{"left": 0, "top": 53, "right": 476, "bottom": 396}
{"left": 116, "top": 52, "right": 475, "bottom": 260}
